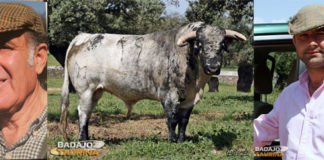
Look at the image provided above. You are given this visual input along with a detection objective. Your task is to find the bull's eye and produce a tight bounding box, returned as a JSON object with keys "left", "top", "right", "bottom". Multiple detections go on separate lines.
{"left": 221, "top": 42, "right": 228, "bottom": 52}
{"left": 220, "top": 42, "right": 225, "bottom": 48}
{"left": 197, "top": 41, "right": 202, "bottom": 47}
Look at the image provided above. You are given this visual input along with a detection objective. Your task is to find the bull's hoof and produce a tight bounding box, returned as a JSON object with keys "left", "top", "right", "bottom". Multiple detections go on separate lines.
{"left": 168, "top": 136, "right": 178, "bottom": 143}
{"left": 177, "top": 136, "right": 186, "bottom": 143}
{"left": 79, "top": 133, "right": 89, "bottom": 141}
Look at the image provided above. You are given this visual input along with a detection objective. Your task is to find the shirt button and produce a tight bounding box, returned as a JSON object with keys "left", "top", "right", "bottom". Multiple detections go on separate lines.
{"left": 5, "top": 152, "right": 12, "bottom": 159}
{"left": 309, "top": 114, "right": 316, "bottom": 119}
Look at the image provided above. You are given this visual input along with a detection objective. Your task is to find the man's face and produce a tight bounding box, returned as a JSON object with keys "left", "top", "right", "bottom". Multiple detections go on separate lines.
{"left": 293, "top": 28, "right": 324, "bottom": 69}
{"left": 0, "top": 31, "right": 38, "bottom": 113}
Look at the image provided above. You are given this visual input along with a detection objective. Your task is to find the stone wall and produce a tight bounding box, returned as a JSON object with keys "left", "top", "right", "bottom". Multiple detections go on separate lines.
{"left": 48, "top": 66, "right": 64, "bottom": 77}
{"left": 214, "top": 75, "right": 238, "bottom": 86}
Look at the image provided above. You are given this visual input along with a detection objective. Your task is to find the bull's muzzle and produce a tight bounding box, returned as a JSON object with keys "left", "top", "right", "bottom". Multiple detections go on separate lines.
{"left": 204, "top": 63, "right": 221, "bottom": 75}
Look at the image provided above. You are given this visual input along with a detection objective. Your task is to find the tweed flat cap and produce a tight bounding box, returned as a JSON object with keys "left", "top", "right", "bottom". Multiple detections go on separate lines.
{"left": 289, "top": 4, "right": 324, "bottom": 35}
{"left": 0, "top": 3, "right": 45, "bottom": 34}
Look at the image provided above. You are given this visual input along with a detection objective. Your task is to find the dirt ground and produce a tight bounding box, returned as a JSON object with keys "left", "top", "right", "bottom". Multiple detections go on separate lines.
{"left": 47, "top": 111, "right": 225, "bottom": 159}
{"left": 48, "top": 110, "right": 225, "bottom": 141}
{"left": 48, "top": 113, "right": 169, "bottom": 159}
{"left": 48, "top": 113, "right": 169, "bottom": 140}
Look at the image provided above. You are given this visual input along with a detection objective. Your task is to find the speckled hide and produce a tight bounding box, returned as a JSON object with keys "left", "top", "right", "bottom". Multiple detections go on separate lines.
{"left": 60, "top": 22, "right": 246, "bottom": 142}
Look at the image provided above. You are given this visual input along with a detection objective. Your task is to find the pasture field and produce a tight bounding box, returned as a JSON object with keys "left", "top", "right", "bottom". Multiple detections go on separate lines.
{"left": 47, "top": 75, "right": 254, "bottom": 160}
{"left": 266, "top": 89, "right": 281, "bottom": 104}
{"left": 47, "top": 53, "right": 61, "bottom": 66}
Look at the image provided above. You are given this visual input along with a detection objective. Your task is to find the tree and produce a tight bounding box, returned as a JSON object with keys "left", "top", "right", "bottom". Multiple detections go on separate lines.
{"left": 48, "top": 0, "right": 186, "bottom": 66}
{"left": 49, "top": 0, "right": 107, "bottom": 47}
{"left": 269, "top": 52, "right": 296, "bottom": 90}
{"left": 160, "top": 12, "right": 188, "bottom": 30}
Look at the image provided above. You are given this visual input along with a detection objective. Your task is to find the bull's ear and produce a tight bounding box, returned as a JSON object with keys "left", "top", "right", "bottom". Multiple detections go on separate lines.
{"left": 177, "top": 31, "right": 197, "bottom": 47}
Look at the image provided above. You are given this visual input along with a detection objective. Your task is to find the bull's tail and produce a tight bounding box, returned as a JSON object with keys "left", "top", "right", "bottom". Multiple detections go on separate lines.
{"left": 60, "top": 62, "right": 70, "bottom": 140}
{"left": 59, "top": 41, "right": 75, "bottom": 140}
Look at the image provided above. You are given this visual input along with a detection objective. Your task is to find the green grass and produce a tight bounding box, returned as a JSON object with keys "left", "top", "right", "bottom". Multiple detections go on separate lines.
{"left": 221, "top": 66, "right": 238, "bottom": 71}
{"left": 266, "top": 89, "right": 281, "bottom": 105}
{"left": 48, "top": 77, "right": 64, "bottom": 88}
{"left": 48, "top": 53, "right": 61, "bottom": 66}
{"left": 48, "top": 77, "right": 253, "bottom": 159}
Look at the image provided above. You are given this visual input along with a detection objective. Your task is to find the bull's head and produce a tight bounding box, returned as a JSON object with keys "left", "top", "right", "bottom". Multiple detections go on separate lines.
{"left": 177, "top": 25, "right": 246, "bottom": 75}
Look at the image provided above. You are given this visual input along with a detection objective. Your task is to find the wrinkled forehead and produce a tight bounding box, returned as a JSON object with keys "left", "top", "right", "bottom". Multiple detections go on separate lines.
{"left": 198, "top": 26, "right": 225, "bottom": 43}
{"left": 296, "top": 27, "right": 324, "bottom": 35}
{"left": 0, "top": 30, "right": 26, "bottom": 44}
{"left": 0, "top": 30, "right": 29, "bottom": 47}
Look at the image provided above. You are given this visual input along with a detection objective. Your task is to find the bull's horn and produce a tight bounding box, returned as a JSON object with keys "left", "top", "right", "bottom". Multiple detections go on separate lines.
{"left": 177, "top": 31, "right": 197, "bottom": 47}
{"left": 225, "top": 29, "right": 247, "bottom": 41}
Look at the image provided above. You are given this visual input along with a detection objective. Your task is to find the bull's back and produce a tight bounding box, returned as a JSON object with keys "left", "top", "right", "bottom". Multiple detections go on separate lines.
{"left": 66, "top": 33, "right": 174, "bottom": 101}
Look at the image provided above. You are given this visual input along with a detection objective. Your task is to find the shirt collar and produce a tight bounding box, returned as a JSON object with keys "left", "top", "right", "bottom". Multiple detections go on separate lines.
{"left": 298, "top": 70, "right": 309, "bottom": 86}
{"left": 299, "top": 69, "right": 324, "bottom": 97}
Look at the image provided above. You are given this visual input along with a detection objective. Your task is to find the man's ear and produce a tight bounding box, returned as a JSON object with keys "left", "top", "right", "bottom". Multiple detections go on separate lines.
{"left": 292, "top": 35, "right": 296, "bottom": 46}
{"left": 33, "top": 43, "right": 47, "bottom": 74}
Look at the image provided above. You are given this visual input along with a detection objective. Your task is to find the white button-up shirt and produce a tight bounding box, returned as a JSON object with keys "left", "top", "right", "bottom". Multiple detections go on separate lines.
{"left": 254, "top": 71, "right": 324, "bottom": 160}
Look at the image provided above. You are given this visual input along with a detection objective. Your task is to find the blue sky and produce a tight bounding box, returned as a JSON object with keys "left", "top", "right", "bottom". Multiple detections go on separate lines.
{"left": 0, "top": 0, "right": 46, "bottom": 17}
{"left": 4, "top": 0, "right": 323, "bottom": 25}
{"left": 165, "top": 0, "right": 189, "bottom": 16}
{"left": 255, "top": 0, "right": 324, "bottom": 24}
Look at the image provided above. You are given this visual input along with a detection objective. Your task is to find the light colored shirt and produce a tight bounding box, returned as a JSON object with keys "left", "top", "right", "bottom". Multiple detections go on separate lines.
{"left": 0, "top": 107, "right": 47, "bottom": 159}
{"left": 254, "top": 71, "right": 324, "bottom": 160}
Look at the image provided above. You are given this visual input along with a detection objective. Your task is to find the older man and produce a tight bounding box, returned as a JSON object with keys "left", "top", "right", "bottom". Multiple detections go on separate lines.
{"left": 254, "top": 4, "right": 324, "bottom": 160}
{"left": 0, "top": 3, "right": 47, "bottom": 159}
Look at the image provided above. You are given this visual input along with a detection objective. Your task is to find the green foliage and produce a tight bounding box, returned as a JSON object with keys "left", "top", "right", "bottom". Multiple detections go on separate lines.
{"left": 266, "top": 88, "right": 282, "bottom": 105}
{"left": 48, "top": 0, "right": 187, "bottom": 48}
{"left": 160, "top": 12, "right": 188, "bottom": 31}
{"left": 47, "top": 53, "right": 61, "bottom": 66}
{"left": 186, "top": 0, "right": 253, "bottom": 66}
{"left": 269, "top": 52, "right": 297, "bottom": 89}
{"left": 49, "top": 0, "right": 106, "bottom": 46}
{"left": 49, "top": 0, "right": 251, "bottom": 68}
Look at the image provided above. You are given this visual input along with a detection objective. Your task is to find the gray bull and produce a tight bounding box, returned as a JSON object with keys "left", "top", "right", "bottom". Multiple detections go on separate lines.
{"left": 60, "top": 22, "right": 246, "bottom": 142}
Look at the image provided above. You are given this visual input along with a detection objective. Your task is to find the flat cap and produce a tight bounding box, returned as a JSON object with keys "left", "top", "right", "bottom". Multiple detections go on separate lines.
{"left": 0, "top": 3, "right": 45, "bottom": 34}
{"left": 289, "top": 4, "right": 324, "bottom": 35}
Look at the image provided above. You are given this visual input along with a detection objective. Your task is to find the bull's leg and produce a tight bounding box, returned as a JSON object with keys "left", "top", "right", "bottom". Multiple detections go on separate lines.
{"left": 124, "top": 102, "right": 135, "bottom": 119}
{"left": 177, "top": 108, "right": 193, "bottom": 142}
{"left": 166, "top": 115, "right": 178, "bottom": 142}
{"left": 162, "top": 99, "right": 179, "bottom": 142}
{"left": 78, "top": 89, "right": 103, "bottom": 140}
